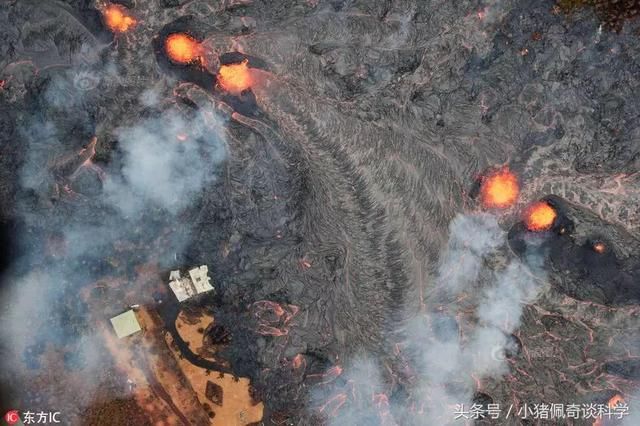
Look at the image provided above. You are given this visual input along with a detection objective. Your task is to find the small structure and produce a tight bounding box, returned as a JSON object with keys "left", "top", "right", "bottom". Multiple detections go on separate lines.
{"left": 110, "top": 309, "right": 142, "bottom": 338}
{"left": 169, "top": 265, "right": 215, "bottom": 302}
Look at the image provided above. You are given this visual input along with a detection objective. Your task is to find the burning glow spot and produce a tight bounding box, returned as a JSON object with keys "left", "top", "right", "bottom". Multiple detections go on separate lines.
{"left": 165, "top": 33, "right": 201, "bottom": 64}
{"left": 218, "top": 60, "right": 252, "bottom": 95}
{"left": 607, "top": 394, "right": 625, "bottom": 408}
{"left": 102, "top": 4, "right": 136, "bottom": 33}
{"left": 593, "top": 241, "right": 606, "bottom": 254}
{"left": 307, "top": 365, "right": 343, "bottom": 385}
{"left": 593, "top": 394, "right": 625, "bottom": 426}
{"left": 480, "top": 168, "right": 520, "bottom": 209}
{"left": 292, "top": 354, "right": 305, "bottom": 369}
{"left": 524, "top": 201, "right": 557, "bottom": 232}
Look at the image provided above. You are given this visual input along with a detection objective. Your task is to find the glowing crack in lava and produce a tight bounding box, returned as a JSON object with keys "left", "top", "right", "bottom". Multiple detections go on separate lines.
{"left": 101, "top": 4, "right": 136, "bottom": 33}
{"left": 165, "top": 33, "right": 201, "bottom": 64}
{"left": 480, "top": 167, "right": 520, "bottom": 209}
{"left": 524, "top": 201, "right": 557, "bottom": 231}
{"left": 593, "top": 394, "right": 625, "bottom": 426}
{"left": 291, "top": 354, "right": 305, "bottom": 370}
{"left": 251, "top": 300, "right": 299, "bottom": 337}
{"left": 217, "top": 59, "right": 252, "bottom": 95}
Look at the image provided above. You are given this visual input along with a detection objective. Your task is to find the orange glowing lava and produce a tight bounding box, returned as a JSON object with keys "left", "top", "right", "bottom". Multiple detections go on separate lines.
{"left": 524, "top": 201, "right": 557, "bottom": 231}
{"left": 593, "top": 394, "right": 625, "bottom": 426}
{"left": 218, "top": 60, "right": 252, "bottom": 95}
{"left": 292, "top": 354, "right": 305, "bottom": 369}
{"left": 102, "top": 4, "right": 136, "bottom": 33}
{"left": 480, "top": 168, "right": 520, "bottom": 209}
{"left": 607, "top": 394, "right": 625, "bottom": 408}
{"left": 593, "top": 241, "right": 606, "bottom": 254}
{"left": 165, "top": 33, "right": 201, "bottom": 64}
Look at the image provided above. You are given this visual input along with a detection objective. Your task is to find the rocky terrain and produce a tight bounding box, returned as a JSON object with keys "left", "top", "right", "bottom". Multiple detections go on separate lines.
{"left": 1, "top": 0, "right": 639, "bottom": 425}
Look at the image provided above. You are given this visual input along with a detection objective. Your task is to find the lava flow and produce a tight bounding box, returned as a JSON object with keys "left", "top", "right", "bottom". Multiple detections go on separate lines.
{"left": 217, "top": 59, "right": 252, "bottom": 95}
{"left": 524, "top": 201, "right": 557, "bottom": 231}
{"left": 251, "top": 300, "right": 299, "bottom": 337}
{"left": 165, "top": 33, "right": 202, "bottom": 64}
{"left": 479, "top": 167, "right": 520, "bottom": 209}
{"left": 101, "top": 4, "right": 136, "bottom": 33}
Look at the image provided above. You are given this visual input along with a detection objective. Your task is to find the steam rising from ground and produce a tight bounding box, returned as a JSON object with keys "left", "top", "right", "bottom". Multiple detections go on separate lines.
{"left": 0, "top": 55, "right": 227, "bottom": 415}
{"left": 317, "top": 213, "right": 546, "bottom": 425}
{"left": 105, "top": 108, "right": 226, "bottom": 215}
{"left": 622, "top": 395, "right": 640, "bottom": 425}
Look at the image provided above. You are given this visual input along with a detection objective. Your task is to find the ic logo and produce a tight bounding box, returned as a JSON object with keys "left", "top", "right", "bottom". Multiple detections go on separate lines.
{"left": 4, "top": 410, "right": 20, "bottom": 425}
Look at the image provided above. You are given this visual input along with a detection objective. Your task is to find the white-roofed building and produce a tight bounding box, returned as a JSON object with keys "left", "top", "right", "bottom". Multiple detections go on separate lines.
{"left": 189, "top": 265, "right": 214, "bottom": 294}
{"left": 110, "top": 309, "right": 142, "bottom": 338}
{"left": 168, "top": 265, "right": 215, "bottom": 302}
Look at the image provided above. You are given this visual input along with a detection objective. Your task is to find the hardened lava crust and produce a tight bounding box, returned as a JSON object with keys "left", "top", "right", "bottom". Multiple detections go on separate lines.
{"left": 1, "top": 0, "right": 640, "bottom": 425}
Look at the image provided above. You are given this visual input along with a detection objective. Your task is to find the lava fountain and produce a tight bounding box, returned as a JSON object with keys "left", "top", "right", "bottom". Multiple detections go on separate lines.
{"left": 480, "top": 167, "right": 520, "bottom": 209}
{"left": 217, "top": 59, "right": 252, "bottom": 95}
{"left": 165, "top": 33, "right": 202, "bottom": 64}
{"left": 524, "top": 201, "right": 557, "bottom": 231}
{"left": 101, "top": 4, "right": 136, "bottom": 33}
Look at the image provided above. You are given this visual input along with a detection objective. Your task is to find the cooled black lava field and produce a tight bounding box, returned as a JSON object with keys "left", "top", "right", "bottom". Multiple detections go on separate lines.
{"left": 1, "top": 1, "right": 640, "bottom": 425}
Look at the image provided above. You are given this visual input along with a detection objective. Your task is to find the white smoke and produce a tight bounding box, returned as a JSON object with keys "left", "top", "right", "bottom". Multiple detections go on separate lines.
{"left": 437, "top": 213, "right": 504, "bottom": 293}
{"left": 622, "top": 393, "right": 640, "bottom": 426}
{"left": 414, "top": 213, "right": 542, "bottom": 421}
{"left": 0, "top": 47, "right": 228, "bottom": 419}
{"left": 104, "top": 107, "right": 226, "bottom": 215}
{"left": 316, "top": 212, "right": 546, "bottom": 425}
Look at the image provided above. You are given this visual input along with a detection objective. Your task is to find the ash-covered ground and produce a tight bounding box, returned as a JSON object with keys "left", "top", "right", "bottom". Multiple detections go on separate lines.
{"left": 1, "top": 0, "right": 640, "bottom": 425}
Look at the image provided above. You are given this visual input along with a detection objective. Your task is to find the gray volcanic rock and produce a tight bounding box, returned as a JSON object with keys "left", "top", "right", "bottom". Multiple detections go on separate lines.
{"left": 1, "top": 0, "right": 639, "bottom": 425}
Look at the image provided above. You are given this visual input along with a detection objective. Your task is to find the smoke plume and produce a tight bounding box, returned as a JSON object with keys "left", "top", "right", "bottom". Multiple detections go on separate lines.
{"left": 315, "top": 212, "right": 547, "bottom": 425}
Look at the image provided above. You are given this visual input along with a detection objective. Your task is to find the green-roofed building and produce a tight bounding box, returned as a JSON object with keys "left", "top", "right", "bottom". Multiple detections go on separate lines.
{"left": 110, "top": 309, "right": 142, "bottom": 338}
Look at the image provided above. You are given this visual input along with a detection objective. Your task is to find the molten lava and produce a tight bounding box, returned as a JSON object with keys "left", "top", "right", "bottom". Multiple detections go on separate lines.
{"left": 524, "top": 201, "right": 557, "bottom": 231}
{"left": 606, "top": 394, "right": 625, "bottom": 408}
{"left": 593, "top": 394, "right": 625, "bottom": 426}
{"left": 307, "top": 365, "right": 343, "bottom": 385}
{"left": 593, "top": 241, "right": 606, "bottom": 254}
{"left": 292, "top": 354, "right": 305, "bottom": 369}
{"left": 217, "top": 60, "right": 252, "bottom": 95}
{"left": 102, "top": 4, "right": 136, "bottom": 33}
{"left": 165, "top": 33, "right": 201, "bottom": 64}
{"left": 480, "top": 168, "right": 519, "bottom": 209}
{"left": 251, "top": 300, "right": 299, "bottom": 337}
